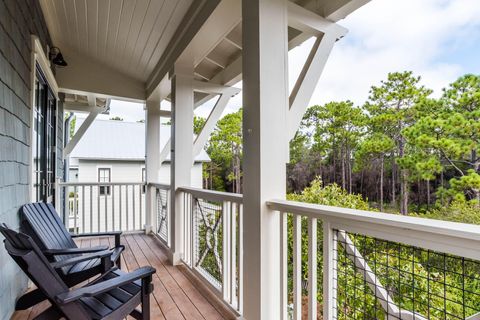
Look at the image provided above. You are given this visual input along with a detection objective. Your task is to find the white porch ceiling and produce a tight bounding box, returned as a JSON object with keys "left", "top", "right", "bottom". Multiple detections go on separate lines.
{"left": 40, "top": 0, "right": 194, "bottom": 82}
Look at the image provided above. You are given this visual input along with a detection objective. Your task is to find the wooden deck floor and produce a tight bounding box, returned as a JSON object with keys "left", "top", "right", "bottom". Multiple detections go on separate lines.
{"left": 11, "top": 234, "right": 233, "bottom": 320}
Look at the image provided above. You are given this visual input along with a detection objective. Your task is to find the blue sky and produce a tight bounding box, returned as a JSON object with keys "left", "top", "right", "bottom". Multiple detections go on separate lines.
{"left": 105, "top": 0, "right": 480, "bottom": 122}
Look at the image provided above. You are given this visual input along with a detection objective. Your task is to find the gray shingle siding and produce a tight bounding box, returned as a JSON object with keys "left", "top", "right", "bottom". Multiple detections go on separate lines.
{"left": 0, "top": 1, "right": 56, "bottom": 319}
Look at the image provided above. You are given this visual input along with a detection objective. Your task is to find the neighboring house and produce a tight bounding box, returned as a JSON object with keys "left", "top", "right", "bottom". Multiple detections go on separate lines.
{"left": 65, "top": 118, "right": 209, "bottom": 233}
{"left": 69, "top": 117, "right": 210, "bottom": 187}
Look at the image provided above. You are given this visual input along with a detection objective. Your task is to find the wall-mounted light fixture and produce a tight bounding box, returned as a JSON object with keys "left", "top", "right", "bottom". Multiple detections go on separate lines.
{"left": 49, "top": 47, "right": 68, "bottom": 67}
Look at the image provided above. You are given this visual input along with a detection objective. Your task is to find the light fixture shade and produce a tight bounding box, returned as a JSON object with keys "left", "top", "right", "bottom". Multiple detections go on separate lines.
{"left": 52, "top": 52, "right": 68, "bottom": 67}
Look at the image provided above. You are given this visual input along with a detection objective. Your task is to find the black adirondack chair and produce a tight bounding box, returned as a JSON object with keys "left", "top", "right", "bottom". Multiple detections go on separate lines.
{"left": 0, "top": 224, "right": 155, "bottom": 320}
{"left": 16, "top": 202, "right": 125, "bottom": 310}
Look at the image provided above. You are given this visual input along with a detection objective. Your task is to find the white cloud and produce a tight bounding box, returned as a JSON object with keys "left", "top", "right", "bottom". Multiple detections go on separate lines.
{"left": 305, "top": 0, "right": 480, "bottom": 105}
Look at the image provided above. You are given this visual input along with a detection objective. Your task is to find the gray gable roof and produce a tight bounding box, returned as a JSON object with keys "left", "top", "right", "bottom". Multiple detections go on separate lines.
{"left": 70, "top": 118, "right": 210, "bottom": 162}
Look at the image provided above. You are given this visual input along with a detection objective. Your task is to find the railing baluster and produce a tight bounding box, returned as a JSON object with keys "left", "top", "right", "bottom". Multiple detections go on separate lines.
{"left": 73, "top": 186, "right": 77, "bottom": 232}
{"left": 132, "top": 184, "right": 136, "bottom": 231}
{"left": 97, "top": 185, "right": 100, "bottom": 232}
{"left": 119, "top": 185, "right": 122, "bottom": 231}
{"left": 126, "top": 185, "right": 129, "bottom": 231}
{"left": 82, "top": 186, "right": 85, "bottom": 233}
{"left": 323, "top": 220, "right": 337, "bottom": 320}
{"left": 90, "top": 186, "right": 93, "bottom": 233}
{"left": 104, "top": 185, "right": 107, "bottom": 232}
{"left": 189, "top": 193, "right": 194, "bottom": 267}
{"left": 293, "top": 214, "right": 302, "bottom": 320}
{"left": 139, "top": 184, "right": 143, "bottom": 230}
{"left": 280, "top": 211, "right": 288, "bottom": 320}
{"left": 230, "top": 201, "right": 236, "bottom": 306}
{"left": 238, "top": 203, "right": 243, "bottom": 313}
{"left": 308, "top": 217, "right": 318, "bottom": 320}
{"left": 112, "top": 185, "right": 115, "bottom": 231}
{"left": 222, "top": 200, "right": 231, "bottom": 302}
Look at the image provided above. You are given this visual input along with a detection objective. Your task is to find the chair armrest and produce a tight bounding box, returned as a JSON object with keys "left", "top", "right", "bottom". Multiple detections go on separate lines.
{"left": 71, "top": 231, "right": 122, "bottom": 248}
{"left": 50, "top": 250, "right": 113, "bottom": 269}
{"left": 44, "top": 246, "right": 109, "bottom": 255}
{"left": 55, "top": 266, "right": 156, "bottom": 304}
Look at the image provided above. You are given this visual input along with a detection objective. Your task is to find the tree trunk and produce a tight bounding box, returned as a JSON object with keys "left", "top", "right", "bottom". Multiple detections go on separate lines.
{"left": 391, "top": 157, "right": 396, "bottom": 208}
{"left": 348, "top": 146, "right": 353, "bottom": 194}
{"left": 380, "top": 155, "right": 384, "bottom": 212}
{"left": 399, "top": 135, "right": 408, "bottom": 215}
{"left": 341, "top": 146, "right": 346, "bottom": 190}
{"left": 426, "top": 180, "right": 430, "bottom": 209}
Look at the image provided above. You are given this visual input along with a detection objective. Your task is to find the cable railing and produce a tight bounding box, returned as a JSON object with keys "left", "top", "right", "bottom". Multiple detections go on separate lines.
{"left": 59, "top": 182, "right": 146, "bottom": 234}
{"left": 60, "top": 179, "right": 480, "bottom": 318}
{"left": 149, "top": 183, "right": 171, "bottom": 246}
{"left": 267, "top": 199, "right": 480, "bottom": 320}
{"left": 179, "top": 187, "right": 243, "bottom": 314}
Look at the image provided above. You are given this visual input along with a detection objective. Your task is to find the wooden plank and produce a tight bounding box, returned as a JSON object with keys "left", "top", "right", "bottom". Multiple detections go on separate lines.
{"left": 138, "top": 234, "right": 227, "bottom": 320}
{"left": 10, "top": 306, "right": 32, "bottom": 320}
{"left": 122, "top": 235, "right": 166, "bottom": 320}
{"left": 27, "top": 300, "right": 51, "bottom": 320}
{"left": 124, "top": 235, "right": 184, "bottom": 320}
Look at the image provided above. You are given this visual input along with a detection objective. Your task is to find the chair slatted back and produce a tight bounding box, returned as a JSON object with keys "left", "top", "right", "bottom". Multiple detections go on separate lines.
{"left": 21, "top": 203, "right": 78, "bottom": 263}
{"left": 0, "top": 224, "right": 91, "bottom": 319}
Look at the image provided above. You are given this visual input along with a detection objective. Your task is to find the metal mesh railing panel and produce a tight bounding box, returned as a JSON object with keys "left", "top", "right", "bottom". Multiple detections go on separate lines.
{"left": 334, "top": 230, "right": 480, "bottom": 320}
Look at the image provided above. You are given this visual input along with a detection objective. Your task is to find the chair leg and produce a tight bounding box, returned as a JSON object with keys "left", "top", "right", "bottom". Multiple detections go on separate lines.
{"left": 141, "top": 276, "right": 153, "bottom": 320}
{"left": 15, "top": 288, "right": 46, "bottom": 310}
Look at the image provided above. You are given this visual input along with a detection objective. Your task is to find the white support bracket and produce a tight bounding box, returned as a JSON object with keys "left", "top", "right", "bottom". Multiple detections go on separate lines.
{"left": 159, "top": 80, "right": 239, "bottom": 165}
{"left": 63, "top": 95, "right": 105, "bottom": 156}
{"left": 192, "top": 80, "right": 240, "bottom": 163}
{"left": 287, "top": 31, "right": 338, "bottom": 140}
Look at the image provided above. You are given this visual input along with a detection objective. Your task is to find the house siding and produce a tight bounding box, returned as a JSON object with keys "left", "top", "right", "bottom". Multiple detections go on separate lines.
{"left": 0, "top": 1, "right": 54, "bottom": 319}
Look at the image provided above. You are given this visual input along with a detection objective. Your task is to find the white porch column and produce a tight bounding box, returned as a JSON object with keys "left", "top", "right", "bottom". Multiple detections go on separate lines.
{"left": 169, "top": 58, "right": 194, "bottom": 265}
{"left": 145, "top": 99, "right": 162, "bottom": 234}
{"left": 242, "top": 0, "right": 289, "bottom": 318}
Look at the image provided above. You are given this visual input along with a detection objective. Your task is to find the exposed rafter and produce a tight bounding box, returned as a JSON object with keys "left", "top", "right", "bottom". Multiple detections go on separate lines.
{"left": 146, "top": 0, "right": 222, "bottom": 96}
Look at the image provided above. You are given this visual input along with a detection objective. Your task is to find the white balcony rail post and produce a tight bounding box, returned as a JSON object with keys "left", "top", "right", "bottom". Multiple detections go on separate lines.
{"left": 242, "top": 0, "right": 289, "bottom": 318}
{"left": 170, "top": 55, "right": 194, "bottom": 265}
{"left": 145, "top": 99, "right": 162, "bottom": 234}
{"left": 323, "top": 220, "right": 337, "bottom": 320}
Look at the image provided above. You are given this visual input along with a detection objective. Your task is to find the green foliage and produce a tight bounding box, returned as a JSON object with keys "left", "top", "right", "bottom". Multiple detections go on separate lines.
{"left": 206, "top": 109, "right": 243, "bottom": 192}
{"left": 288, "top": 177, "right": 370, "bottom": 210}
{"left": 405, "top": 74, "right": 480, "bottom": 203}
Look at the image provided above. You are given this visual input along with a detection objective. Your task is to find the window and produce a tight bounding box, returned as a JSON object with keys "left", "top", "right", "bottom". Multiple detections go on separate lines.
{"left": 33, "top": 65, "right": 57, "bottom": 203}
{"left": 98, "top": 168, "right": 111, "bottom": 195}
{"left": 142, "top": 168, "right": 146, "bottom": 193}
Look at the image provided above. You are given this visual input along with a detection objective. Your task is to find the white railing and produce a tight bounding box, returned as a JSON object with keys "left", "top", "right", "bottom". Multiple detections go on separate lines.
{"left": 267, "top": 199, "right": 480, "bottom": 320}
{"left": 149, "top": 183, "right": 171, "bottom": 246}
{"left": 59, "top": 182, "right": 146, "bottom": 234}
{"left": 179, "top": 187, "right": 243, "bottom": 314}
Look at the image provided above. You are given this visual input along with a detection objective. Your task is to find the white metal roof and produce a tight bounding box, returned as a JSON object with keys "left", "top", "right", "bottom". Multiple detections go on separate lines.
{"left": 70, "top": 118, "right": 210, "bottom": 163}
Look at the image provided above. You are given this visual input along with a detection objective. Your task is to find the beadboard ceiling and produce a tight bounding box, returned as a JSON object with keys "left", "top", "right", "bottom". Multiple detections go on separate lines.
{"left": 40, "top": 0, "right": 194, "bottom": 82}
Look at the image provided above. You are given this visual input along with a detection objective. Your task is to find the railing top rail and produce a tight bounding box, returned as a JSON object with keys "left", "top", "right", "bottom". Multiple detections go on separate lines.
{"left": 148, "top": 182, "right": 171, "bottom": 189}
{"left": 267, "top": 199, "right": 480, "bottom": 242}
{"left": 179, "top": 186, "right": 243, "bottom": 204}
{"left": 59, "top": 182, "right": 146, "bottom": 186}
